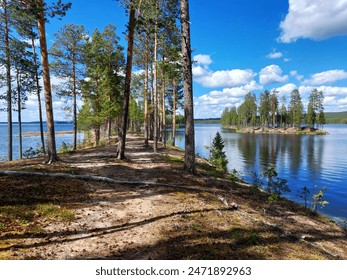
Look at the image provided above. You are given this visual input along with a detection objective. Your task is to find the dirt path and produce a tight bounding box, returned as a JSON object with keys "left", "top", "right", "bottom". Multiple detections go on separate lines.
{"left": 1, "top": 134, "right": 347, "bottom": 260}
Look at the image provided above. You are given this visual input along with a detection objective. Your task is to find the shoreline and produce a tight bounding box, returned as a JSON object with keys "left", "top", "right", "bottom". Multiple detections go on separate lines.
{"left": 223, "top": 125, "right": 329, "bottom": 135}
{"left": 21, "top": 131, "right": 74, "bottom": 137}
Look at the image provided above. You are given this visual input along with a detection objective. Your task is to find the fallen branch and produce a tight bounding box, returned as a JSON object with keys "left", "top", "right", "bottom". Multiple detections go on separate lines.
{"left": 0, "top": 170, "right": 176, "bottom": 187}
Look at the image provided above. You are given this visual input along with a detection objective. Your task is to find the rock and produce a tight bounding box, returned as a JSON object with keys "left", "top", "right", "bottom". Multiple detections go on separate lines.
{"left": 229, "top": 202, "right": 238, "bottom": 210}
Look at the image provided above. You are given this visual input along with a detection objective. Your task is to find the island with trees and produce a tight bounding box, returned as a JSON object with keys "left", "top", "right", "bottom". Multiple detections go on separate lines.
{"left": 221, "top": 88, "right": 328, "bottom": 135}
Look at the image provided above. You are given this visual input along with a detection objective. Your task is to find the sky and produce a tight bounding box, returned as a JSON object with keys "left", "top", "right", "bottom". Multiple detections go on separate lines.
{"left": 2, "top": 0, "right": 347, "bottom": 121}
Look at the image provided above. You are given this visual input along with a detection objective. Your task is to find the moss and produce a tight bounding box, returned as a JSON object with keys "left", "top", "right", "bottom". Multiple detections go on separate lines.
{"left": 36, "top": 204, "right": 75, "bottom": 222}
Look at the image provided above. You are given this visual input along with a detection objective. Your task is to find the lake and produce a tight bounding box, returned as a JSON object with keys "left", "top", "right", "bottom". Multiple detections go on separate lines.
{"left": 172, "top": 124, "right": 347, "bottom": 225}
{"left": 0, "top": 122, "right": 83, "bottom": 161}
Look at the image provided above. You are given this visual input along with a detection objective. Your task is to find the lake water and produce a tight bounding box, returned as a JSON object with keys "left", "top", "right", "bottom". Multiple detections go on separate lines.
{"left": 172, "top": 124, "right": 347, "bottom": 225}
{"left": 0, "top": 122, "right": 83, "bottom": 161}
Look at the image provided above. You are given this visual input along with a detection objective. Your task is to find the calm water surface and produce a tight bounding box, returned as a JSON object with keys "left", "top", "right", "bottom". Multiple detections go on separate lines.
{"left": 173, "top": 124, "right": 347, "bottom": 225}
{"left": 0, "top": 122, "right": 83, "bottom": 161}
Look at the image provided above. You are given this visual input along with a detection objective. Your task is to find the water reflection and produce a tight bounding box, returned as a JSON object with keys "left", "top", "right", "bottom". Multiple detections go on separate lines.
{"left": 168, "top": 124, "right": 347, "bottom": 224}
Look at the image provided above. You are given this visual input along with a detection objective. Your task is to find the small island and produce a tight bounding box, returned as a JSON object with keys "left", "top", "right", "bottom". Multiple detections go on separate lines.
{"left": 224, "top": 125, "right": 328, "bottom": 135}
{"left": 221, "top": 89, "right": 328, "bottom": 136}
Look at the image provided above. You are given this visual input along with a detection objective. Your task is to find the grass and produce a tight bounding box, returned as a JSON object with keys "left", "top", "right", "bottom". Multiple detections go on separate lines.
{"left": 0, "top": 203, "right": 74, "bottom": 230}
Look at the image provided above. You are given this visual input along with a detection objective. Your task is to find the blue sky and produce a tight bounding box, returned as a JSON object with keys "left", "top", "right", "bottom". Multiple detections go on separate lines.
{"left": 2, "top": 0, "right": 347, "bottom": 121}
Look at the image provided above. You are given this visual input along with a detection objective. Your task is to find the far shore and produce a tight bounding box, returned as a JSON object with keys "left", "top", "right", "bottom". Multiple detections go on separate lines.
{"left": 223, "top": 125, "right": 329, "bottom": 135}
{"left": 21, "top": 131, "right": 74, "bottom": 137}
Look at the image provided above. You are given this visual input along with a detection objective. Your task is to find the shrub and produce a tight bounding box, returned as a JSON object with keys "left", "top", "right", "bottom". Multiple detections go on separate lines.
{"left": 263, "top": 164, "right": 290, "bottom": 196}
{"left": 207, "top": 132, "right": 229, "bottom": 173}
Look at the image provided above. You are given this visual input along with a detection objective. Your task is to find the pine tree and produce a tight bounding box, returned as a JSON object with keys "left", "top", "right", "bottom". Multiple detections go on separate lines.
{"left": 209, "top": 132, "right": 228, "bottom": 173}
{"left": 117, "top": 0, "right": 136, "bottom": 159}
{"left": 50, "top": 24, "right": 87, "bottom": 151}
{"left": 180, "top": 0, "right": 196, "bottom": 174}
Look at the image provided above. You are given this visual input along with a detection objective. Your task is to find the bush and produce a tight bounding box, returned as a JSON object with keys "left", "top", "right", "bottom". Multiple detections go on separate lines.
{"left": 23, "top": 146, "right": 45, "bottom": 159}
{"left": 263, "top": 164, "right": 290, "bottom": 196}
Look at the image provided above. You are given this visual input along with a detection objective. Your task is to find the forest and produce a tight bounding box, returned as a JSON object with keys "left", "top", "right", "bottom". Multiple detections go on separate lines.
{"left": 0, "top": 0, "right": 196, "bottom": 172}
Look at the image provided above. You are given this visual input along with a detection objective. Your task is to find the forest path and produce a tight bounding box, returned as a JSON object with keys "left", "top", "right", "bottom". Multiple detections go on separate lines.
{"left": 1, "top": 134, "right": 346, "bottom": 260}
{"left": 5, "top": 134, "right": 219, "bottom": 259}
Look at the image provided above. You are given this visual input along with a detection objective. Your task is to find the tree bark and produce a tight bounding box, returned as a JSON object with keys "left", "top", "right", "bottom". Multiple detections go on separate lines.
{"left": 143, "top": 32, "right": 149, "bottom": 148}
{"left": 36, "top": 0, "right": 59, "bottom": 164}
{"left": 117, "top": 1, "right": 136, "bottom": 159}
{"left": 72, "top": 53, "right": 78, "bottom": 151}
{"left": 16, "top": 72, "right": 23, "bottom": 159}
{"left": 172, "top": 77, "right": 177, "bottom": 146}
{"left": 3, "top": 0, "right": 12, "bottom": 161}
{"left": 161, "top": 61, "right": 166, "bottom": 148}
{"left": 180, "top": 0, "right": 196, "bottom": 174}
{"left": 153, "top": 0, "right": 159, "bottom": 153}
{"left": 31, "top": 32, "right": 46, "bottom": 154}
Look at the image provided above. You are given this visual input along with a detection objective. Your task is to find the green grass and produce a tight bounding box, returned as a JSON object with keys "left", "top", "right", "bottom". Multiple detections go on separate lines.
{"left": 0, "top": 203, "right": 75, "bottom": 232}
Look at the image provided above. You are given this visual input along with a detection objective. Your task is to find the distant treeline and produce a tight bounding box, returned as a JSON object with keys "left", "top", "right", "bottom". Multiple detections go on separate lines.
{"left": 194, "top": 118, "right": 220, "bottom": 124}
{"left": 324, "top": 112, "right": 347, "bottom": 124}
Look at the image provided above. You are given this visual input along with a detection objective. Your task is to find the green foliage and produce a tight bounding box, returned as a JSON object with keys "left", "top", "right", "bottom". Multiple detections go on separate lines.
{"left": 263, "top": 164, "right": 290, "bottom": 196}
{"left": 268, "top": 193, "right": 279, "bottom": 205}
{"left": 311, "top": 186, "right": 329, "bottom": 212}
{"left": 78, "top": 25, "right": 125, "bottom": 142}
{"left": 251, "top": 170, "right": 263, "bottom": 189}
{"left": 207, "top": 132, "right": 229, "bottom": 173}
{"left": 297, "top": 186, "right": 310, "bottom": 208}
{"left": 23, "top": 146, "right": 45, "bottom": 159}
{"left": 289, "top": 89, "right": 304, "bottom": 127}
{"left": 58, "top": 141, "right": 72, "bottom": 153}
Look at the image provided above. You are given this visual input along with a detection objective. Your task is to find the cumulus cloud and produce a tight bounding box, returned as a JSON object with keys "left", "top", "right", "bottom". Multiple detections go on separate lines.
{"left": 259, "top": 65, "right": 289, "bottom": 85}
{"left": 192, "top": 53, "right": 256, "bottom": 88}
{"left": 194, "top": 82, "right": 263, "bottom": 118}
{"left": 279, "top": 0, "right": 347, "bottom": 42}
{"left": 193, "top": 67, "right": 256, "bottom": 88}
{"left": 276, "top": 83, "right": 298, "bottom": 96}
{"left": 266, "top": 50, "right": 283, "bottom": 59}
{"left": 194, "top": 54, "right": 212, "bottom": 66}
{"left": 192, "top": 65, "right": 209, "bottom": 77}
{"left": 302, "top": 70, "right": 347, "bottom": 85}
{"left": 290, "top": 70, "right": 304, "bottom": 81}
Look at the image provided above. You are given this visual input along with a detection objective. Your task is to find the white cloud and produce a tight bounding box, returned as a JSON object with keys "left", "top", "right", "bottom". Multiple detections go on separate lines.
{"left": 266, "top": 50, "right": 283, "bottom": 59}
{"left": 299, "top": 85, "right": 347, "bottom": 97}
{"left": 290, "top": 70, "right": 304, "bottom": 81}
{"left": 193, "top": 68, "right": 255, "bottom": 88}
{"left": 279, "top": 0, "right": 347, "bottom": 43}
{"left": 276, "top": 83, "right": 298, "bottom": 96}
{"left": 194, "top": 82, "right": 262, "bottom": 118}
{"left": 194, "top": 54, "right": 212, "bottom": 66}
{"left": 302, "top": 70, "right": 347, "bottom": 85}
{"left": 259, "top": 65, "right": 289, "bottom": 85}
{"left": 192, "top": 65, "right": 209, "bottom": 77}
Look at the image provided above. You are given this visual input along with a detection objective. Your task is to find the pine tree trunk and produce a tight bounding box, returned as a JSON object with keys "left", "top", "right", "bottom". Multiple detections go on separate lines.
{"left": 172, "top": 77, "right": 177, "bottom": 146}
{"left": 31, "top": 32, "right": 46, "bottom": 154}
{"left": 3, "top": 0, "right": 12, "bottom": 161}
{"left": 144, "top": 59, "right": 149, "bottom": 147}
{"left": 180, "top": 0, "right": 196, "bottom": 174}
{"left": 72, "top": 55, "right": 77, "bottom": 151}
{"left": 16, "top": 72, "right": 23, "bottom": 159}
{"left": 37, "top": 0, "right": 59, "bottom": 164}
{"left": 161, "top": 64, "right": 166, "bottom": 148}
{"left": 153, "top": 0, "right": 159, "bottom": 153}
{"left": 117, "top": 1, "right": 136, "bottom": 159}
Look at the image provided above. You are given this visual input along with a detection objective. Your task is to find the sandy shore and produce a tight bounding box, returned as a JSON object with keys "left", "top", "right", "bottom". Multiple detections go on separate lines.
{"left": 21, "top": 131, "right": 74, "bottom": 137}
